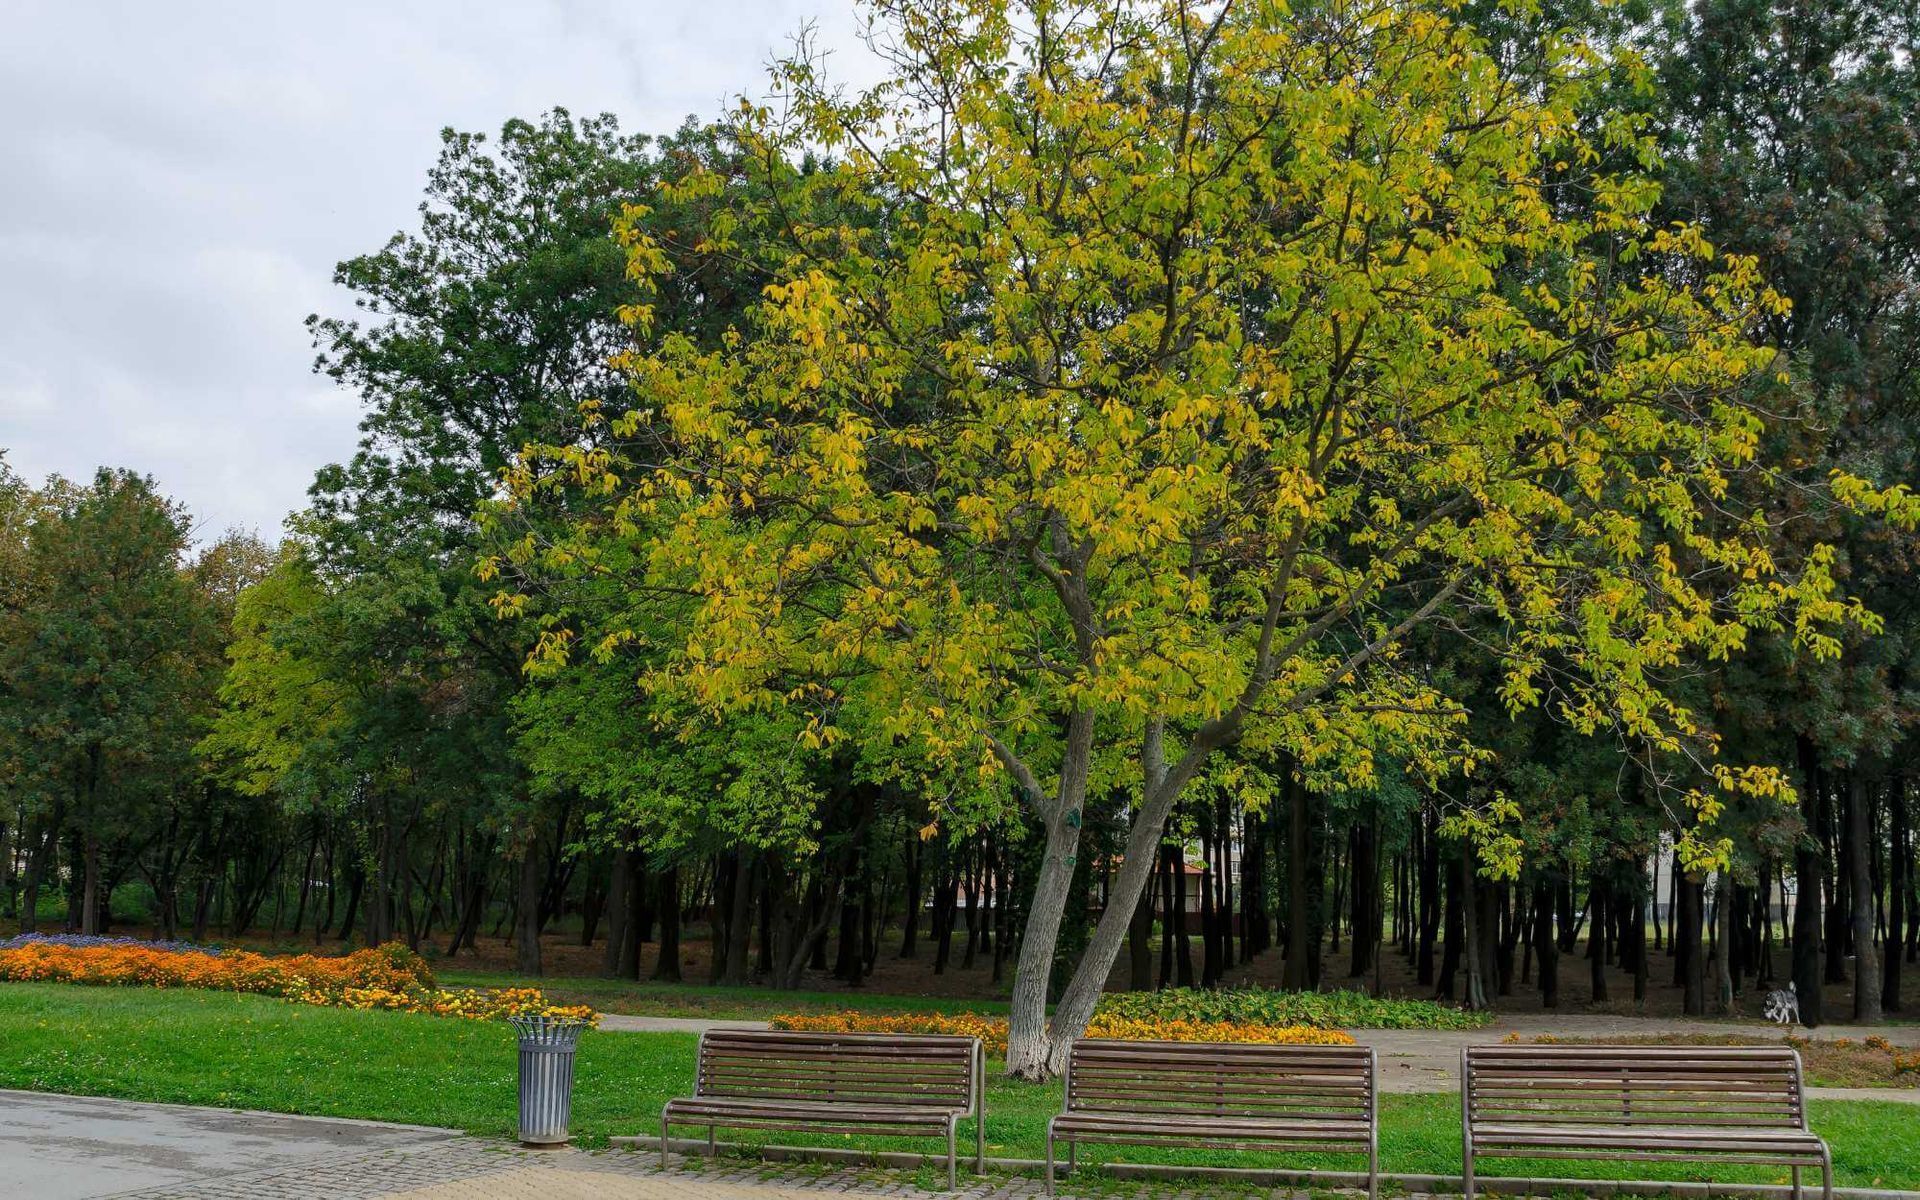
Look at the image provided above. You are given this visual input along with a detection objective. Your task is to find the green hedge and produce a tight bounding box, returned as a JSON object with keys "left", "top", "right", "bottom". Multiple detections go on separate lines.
{"left": 1093, "top": 987, "right": 1490, "bottom": 1030}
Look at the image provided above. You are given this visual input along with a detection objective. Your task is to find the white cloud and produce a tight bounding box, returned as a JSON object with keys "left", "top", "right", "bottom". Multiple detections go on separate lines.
{"left": 0, "top": 0, "right": 879, "bottom": 540}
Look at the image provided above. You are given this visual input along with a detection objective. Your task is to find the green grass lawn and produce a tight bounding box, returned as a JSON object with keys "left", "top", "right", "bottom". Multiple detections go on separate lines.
{"left": 434, "top": 969, "right": 1012, "bottom": 1019}
{"left": 2, "top": 983, "right": 1917, "bottom": 1193}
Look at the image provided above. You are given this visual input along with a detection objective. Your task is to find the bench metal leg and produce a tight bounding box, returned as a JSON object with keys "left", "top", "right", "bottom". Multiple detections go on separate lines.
{"left": 1461, "top": 1136, "right": 1475, "bottom": 1200}
{"left": 1044, "top": 1128, "right": 1056, "bottom": 1196}
{"left": 1068, "top": 1139, "right": 1077, "bottom": 1172}
{"left": 707, "top": 1126, "right": 716, "bottom": 1157}
{"left": 1369, "top": 1133, "right": 1380, "bottom": 1200}
{"left": 975, "top": 1111, "right": 984, "bottom": 1174}
{"left": 1793, "top": 1165, "right": 1801, "bottom": 1200}
{"left": 947, "top": 1120, "right": 957, "bottom": 1191}
{"left": 1821, "top": 1146, "right": 1835, "bottom": 1200}
{"left": 659, "top": 1115, "right": 670, "bottom": 1170}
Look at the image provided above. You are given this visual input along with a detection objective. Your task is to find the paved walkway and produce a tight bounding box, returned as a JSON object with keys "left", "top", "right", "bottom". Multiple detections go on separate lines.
{"left": 0, "top": 1089, "right": 458, "bottom": 1199}
{"left": 0, "top": 1091, "right": 1169, "bottom": 1199}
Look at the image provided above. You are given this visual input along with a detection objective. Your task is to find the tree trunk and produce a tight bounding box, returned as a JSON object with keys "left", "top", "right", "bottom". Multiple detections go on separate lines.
{"left": 1416, "top": 809, "right": 1439, "bottom": 985}
{"left": 1536, "top": 878, "right": 1559, "bottom": 1008}
{"left": 1349, "top": 817, "right": 1377, "bottom": 978}
{"left": 652, "top": 867, "right": 682, "bottom": 982}
{"left": 1886, "top": 774, "right": 1906, "bottom": 1014}
{"left": 1680, "top": 874, "right": 1706, "bottom": 1016}
{"left": 1282, "top": 773, "right": 1316, "bottom": 989}
{"left": 603, "top": 849, "right": 632, "bottom": 978}
{"left": 1728, "top": 871, "right": 1743, "bottom": 1013}
{"left": 1004, "top": 808, "right": 1085, "bottom": 1079}
{"left": 1849, "top": 773, "right": 1882, "bottom": 1022}
{"left": 1127, "top": 858, "right": 1155, "bottom": 991}
{"left": 1588, "top": 869, "right": 1609, "bottom": 1004}
{"left": 899, "top": 836, "right": 922, "bottom": 958}
{"left": 1460, "top": 851, "right": 1489, "bottom": 1010}
{"left": 1793, "top": 737, "right": 1826, "bottom": 1026}
{"left": 515, "top": 842, "right": 543, "bottom": 976}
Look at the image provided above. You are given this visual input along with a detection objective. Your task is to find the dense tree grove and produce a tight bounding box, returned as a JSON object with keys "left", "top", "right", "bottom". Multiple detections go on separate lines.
{"left": 3, "top": 0, "right": 1917, "bottom": 1078}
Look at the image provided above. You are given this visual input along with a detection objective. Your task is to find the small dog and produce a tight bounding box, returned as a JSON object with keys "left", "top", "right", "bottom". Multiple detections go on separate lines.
{"left": 1763, "top": 982, "right": 1800, "bottom": 1026}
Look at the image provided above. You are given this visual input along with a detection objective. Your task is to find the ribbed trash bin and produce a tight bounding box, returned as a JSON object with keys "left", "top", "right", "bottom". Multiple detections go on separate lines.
{"left": 510, "top": 1014, "right": 587, "bottom": 1147}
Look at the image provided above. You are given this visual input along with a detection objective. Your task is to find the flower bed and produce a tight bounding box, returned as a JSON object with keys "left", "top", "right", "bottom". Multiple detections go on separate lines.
{"left": 0, "top": 937, "right": 595, "bottom": 1025}
{"left": 768, "top": 1010, "right": 1355, "bottom": 1056}
{"left": 1094, "top": 986, "right": 1489, "bottom": 1030}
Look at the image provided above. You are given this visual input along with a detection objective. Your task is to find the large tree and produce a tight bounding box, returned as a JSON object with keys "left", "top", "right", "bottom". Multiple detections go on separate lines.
{"left": 0, "top": 469, "right": 215, "bottom": 934}
{"left": 499, "top": 0, "right": 1913, "bottom": 1076}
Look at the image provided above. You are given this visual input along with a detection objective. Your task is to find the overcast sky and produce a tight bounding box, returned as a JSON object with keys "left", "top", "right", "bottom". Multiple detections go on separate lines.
{"left": 0, "top": 1, "right": 876, "bottom": 542}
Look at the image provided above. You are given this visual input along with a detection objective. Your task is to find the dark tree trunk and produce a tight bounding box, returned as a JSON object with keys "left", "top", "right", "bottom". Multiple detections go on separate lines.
{"left": 515, "top": 843, "right": 543, "bottom": 976}
{"left": 1350, "top": 818, "right": 1378, "bottom": 978}
{"left": 1282, "top": 776, "right": 1318, "bottom": 990}
{"left": 1416, "top": 809, "right": 1439, "bottom": 986}
{"left": 1886, "top": 775, "right": 1907, "bottom": 1013}
{"left": 1127, "top": 855, "right": 1155, "bottom": 991}
{"left": 1794, "top": 736, "right": 1826, "bottom": 1027}
{"left": 1680, "top": 874, "right": 1706, "bottom": 1016}
{"left": 652, "top": 867, "right": 682, "bottom": 982}
{"left": 898, "top": 836, "right": 922, "bottom": 959}
{"left": 1436, "top": 846, "right": 1463, "bottom": 1002}
{"left": 1825, "top": 771, "right": 1850, "bottom": 985}
{"left": 602, "top": 849, "right": 632, "bottom": 978}
{"left": 1849, "top": 772, "right": 1882, "bottom": 1022}
{"left": 1589, "top": 869, "right": 1610, "bottom": 1004}
{"left": 1535, "top": 879, "right": 1559, "bottom": 1008}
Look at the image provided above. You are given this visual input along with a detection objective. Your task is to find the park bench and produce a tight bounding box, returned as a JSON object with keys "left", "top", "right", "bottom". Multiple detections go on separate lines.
{"left": 659, "top": 1028, "right": 984, "bottom": 1189}
{"left": 1045, "top": 1039, "right": 1379, "bottom": 1198}
{"left": 1461, "top": 1044, "right": 1833, "bottom": 1200}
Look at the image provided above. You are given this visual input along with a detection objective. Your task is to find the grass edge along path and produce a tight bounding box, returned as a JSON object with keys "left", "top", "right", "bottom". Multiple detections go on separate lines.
{"left": 2, "top": 982, "right": 1917, "bottom": 1192}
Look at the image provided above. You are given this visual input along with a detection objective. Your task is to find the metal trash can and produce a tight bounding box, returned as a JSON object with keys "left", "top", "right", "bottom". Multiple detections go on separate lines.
{"left": 510, "top": 1014, "right": 588, "bottom": 1147}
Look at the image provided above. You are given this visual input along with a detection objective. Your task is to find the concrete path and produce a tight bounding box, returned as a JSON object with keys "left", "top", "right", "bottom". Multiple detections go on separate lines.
{"left": 1350, "top": 1012, "right": 1920, "bottom": 1096}
{"left": 0, "top": 1089, "right": 459, "bottom": 1199}
{"left": 596, "top": 1015, "right": 770, "bottom": 1034}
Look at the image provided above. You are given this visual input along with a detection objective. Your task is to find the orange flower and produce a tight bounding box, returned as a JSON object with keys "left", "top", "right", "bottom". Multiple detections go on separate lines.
{"left": 767, "top": 1010, "right": 1355, "bottom": 1055}
{"left": 0, "top": 941, "right": 597, "bottom": 1026}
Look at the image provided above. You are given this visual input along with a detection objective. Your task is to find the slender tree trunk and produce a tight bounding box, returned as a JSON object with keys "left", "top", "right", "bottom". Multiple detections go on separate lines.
{"left": 1681, "top": 874, "right": 1706, "bottom": 1016}
{"left": 652, "top": 867, "right": 682, "bottom": 982}
{"left": 1850, "top": 772, "right": 1883, "bottom": 1022}
{"left": 1716, "top": 872, "right": 1736, "bottom": 1013}
{"left": 603, "top": 849, "right": 632, "bottom": 978}
{"left": 899, "top": 836, "right": 922, "bottom": 958}
{"left": 1461, "top": 851, "right": 1489, "bottom": 1010}
{"left": 1127, "top": 858, "right": 1154, "bottom": 991}
{"left": 1350, "top": 817, "right": 1377, "bottom": 978}
{"left": 1536, "top": 878, "right": 1559, "bottom": 1008}
{"left": 1588, "top": 869, "right": 1609, "bottom": 1004}
{"left": 515, "top": 843, "right": 543, "bottom": 976}
{"left": 1282, "top": 774, "right": 1316, "bottom": 989}
{"left": 1886, "top": 775, "right": 1906, "bottom": 1013}
{"left": 1794, "top": 737, "right": 1826, "bottom": 1026}
{"left": 1416, "top": 809, "right": 1438, "bottom": 985}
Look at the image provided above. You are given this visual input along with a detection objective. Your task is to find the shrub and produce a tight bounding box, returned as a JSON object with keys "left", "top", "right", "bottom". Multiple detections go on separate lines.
{"left": 0, "top": 940, "right": 591, "bottom": 1025}
{"left": 768, "top": 1010, "right": 1357, "bottom": 1056}
{"left": 1093, "top": 987, "right": 1490, "bottom": 1030}
{"left": 770, "top": 1011, "right": 1010, "bottom": 1053}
